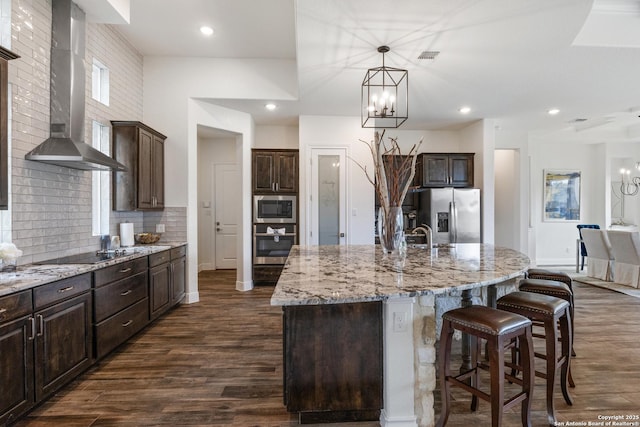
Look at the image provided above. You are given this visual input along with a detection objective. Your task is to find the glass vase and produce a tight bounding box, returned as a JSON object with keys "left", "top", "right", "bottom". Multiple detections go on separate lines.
{"left": 378, "top": 206, "right": 405, "bottom": 254}
{"left": 0, "top": 258, "right": 17, "bottom": 272}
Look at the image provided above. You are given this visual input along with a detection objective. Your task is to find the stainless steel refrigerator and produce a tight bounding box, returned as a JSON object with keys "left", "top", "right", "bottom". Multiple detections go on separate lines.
{"left": 417, "top": 188, "right": 481, "bottom": 244}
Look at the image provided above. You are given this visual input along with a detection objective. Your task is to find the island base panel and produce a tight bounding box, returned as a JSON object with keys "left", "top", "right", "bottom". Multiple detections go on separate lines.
{"left": 283, "top": 301, "right": 383, "bottom": 422}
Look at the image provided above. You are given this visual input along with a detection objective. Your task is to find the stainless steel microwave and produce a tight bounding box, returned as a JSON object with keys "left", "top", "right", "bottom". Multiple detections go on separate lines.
{"left": 253, "top": 195, "right": 296, "bottom": 223}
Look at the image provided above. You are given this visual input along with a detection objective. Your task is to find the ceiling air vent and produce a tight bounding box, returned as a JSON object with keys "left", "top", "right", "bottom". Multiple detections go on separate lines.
{"left": 418, "top": 50, "right": 440, "bottom": 60}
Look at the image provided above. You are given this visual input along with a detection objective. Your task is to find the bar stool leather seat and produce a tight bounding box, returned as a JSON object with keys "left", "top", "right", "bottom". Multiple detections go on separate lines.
{"left": 437, "top": 305, "right": 534, "bottom": 427}
{"left": 519, "top": 276, "right": 577, "bottom": 359}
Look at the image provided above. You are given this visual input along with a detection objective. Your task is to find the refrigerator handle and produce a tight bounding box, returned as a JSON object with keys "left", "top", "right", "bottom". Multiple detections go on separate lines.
{"left": 451, "top": 201, "right": 458, "bottom": 243}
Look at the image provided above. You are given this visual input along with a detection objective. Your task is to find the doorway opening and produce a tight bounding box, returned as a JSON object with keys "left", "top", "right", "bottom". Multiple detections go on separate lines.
{"left": 197, "top": 126, "right": 240, "bottom": 271}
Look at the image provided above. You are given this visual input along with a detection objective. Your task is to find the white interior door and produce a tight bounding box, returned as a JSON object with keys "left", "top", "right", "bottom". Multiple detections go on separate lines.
{"left": 310, "top": 148, "right": 347, "bottom": 245}
{"left": 215, "top": 164, "right": 238, "bottom": 269}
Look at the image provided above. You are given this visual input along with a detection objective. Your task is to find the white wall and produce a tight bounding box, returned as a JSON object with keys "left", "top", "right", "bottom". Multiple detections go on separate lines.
{"left": 530, "top": 140, "right": 603, "bottom": 265}
{"left": 255, "top": 125, "right": 299, "bottom": 149}
{"left": 143, "top": 57, "right": 298, "bottom": 206}
{"left": 298, "top": 116, "right": 375, "bottom": 245}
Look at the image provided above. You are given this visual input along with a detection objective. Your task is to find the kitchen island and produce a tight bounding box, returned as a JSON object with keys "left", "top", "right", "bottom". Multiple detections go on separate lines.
{"left": 271, "top": 243, "right": 530, "bottom": 427}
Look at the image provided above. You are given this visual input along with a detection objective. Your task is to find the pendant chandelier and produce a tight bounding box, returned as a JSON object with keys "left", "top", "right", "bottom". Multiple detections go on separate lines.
{"left": 620, "top": 162, "right": 640, "bottom": 196}
{"left": 361, "top": 46, "right": 408, "bottom": 128}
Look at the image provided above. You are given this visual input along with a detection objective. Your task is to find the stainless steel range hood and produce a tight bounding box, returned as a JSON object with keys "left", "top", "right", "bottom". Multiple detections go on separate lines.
{"left": 25, "top": 0, "right": 126, "bottom": 171}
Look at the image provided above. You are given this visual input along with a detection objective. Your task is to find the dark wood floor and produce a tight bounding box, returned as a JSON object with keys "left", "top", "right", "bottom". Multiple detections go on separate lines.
{"left": 14, "top": 270, "right": 640, "bottom": 427}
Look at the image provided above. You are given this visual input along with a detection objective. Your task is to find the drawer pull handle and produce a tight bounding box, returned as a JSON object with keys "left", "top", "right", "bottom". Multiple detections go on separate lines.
{"left": 119, "top": 267, "right": 132, "bottom": 273}
{"left": 58, "top": 286, "right": 74, "bottom": 293}
{"left": 122, "top": 320, "right": 133, "bottom": 327}
{"left": 120, "top": 290, "right": 132, "bottom": 296}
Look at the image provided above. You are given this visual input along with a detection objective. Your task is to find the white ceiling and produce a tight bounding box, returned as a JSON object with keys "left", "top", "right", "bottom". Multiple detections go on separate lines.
{"left": 99, "top": 0, "right": 640, "bottom": 140}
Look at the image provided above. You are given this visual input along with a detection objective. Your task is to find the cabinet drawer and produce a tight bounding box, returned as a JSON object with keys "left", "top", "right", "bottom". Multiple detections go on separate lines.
{"left": 33, "top": 274, "right": 91, "bottom": 310}
{"left": 94, "top": 298, "right": 149, "bottom": 360}
{"left": 93, "top": 271, "right": 148, "bottom": 322}
{"left": 94, "top": 257, "right": 148, "bottom": 288}
{"left": 149, "top": 250, "right": 170, "bottom": 267}
{"left": 0, "top": 290, "right": 32, "bottom": 323}
{"left": 170, "top": 245, "right": 186, "bottom": 259}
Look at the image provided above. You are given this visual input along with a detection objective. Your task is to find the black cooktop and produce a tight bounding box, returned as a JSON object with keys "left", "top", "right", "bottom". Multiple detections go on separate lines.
{"left": 34, "top": 249, "right": 135, "bottom": 265}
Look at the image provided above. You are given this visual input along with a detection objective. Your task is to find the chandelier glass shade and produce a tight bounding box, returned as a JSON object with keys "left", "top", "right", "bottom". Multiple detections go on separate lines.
{"left": 361, "top": 46, "right": 408, "bottom": 128}
{"left": 620, "top": 163, "right": 640, "bottom": 196}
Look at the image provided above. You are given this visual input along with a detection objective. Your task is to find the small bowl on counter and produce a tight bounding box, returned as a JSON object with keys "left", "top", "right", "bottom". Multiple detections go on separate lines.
{"left": 134, "top": 233, "right": 161, "bottom": 244}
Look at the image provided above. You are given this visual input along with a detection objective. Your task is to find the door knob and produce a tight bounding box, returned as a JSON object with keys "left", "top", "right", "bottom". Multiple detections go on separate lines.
{"left": 216, "top": 221, "right": 220, "bottom": 225}
{"left": 216, "top": 228, "right": 221, "bottom": 232}
{"left": 340, "top": 232, "right": 345, "bottom": 237}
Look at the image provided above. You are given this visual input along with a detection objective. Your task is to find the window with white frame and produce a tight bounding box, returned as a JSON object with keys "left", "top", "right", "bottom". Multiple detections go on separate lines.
{"left": 91, "top": 59, "right": 110, "bottom": 106}
{"left": 92, "top": 122, "right": 111, "bottom": 236}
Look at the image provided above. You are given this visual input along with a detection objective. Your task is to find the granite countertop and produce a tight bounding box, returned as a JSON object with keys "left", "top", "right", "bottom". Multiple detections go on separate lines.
{"left": 271, "top": 243, "right": 530, "bottom": 306}
{"left": 0, "top": 242, "right": 187, "bottom": 297}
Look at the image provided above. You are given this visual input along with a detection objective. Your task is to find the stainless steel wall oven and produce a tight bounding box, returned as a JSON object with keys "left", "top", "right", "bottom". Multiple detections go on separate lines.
{"left": 253, "top": 224, "right": 297, "bottom": 264}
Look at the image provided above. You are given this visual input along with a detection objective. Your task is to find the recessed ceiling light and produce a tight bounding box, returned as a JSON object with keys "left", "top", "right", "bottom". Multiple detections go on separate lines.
{"left": 548, "top": 108, "right": 560, "bottom": 115}
{"left": 459, "top": 106, "right": 471, "bottom": 114}
{"left": 200, "top": 26, "right": 214, "bottom": 36}
{"left": 265, "top": 103, "right": 277, "bottom": 111}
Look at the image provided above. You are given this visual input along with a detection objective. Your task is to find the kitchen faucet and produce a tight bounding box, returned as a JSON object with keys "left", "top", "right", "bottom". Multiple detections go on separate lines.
{"left": 411, "top": 224, "right": 433, "bottom": 248}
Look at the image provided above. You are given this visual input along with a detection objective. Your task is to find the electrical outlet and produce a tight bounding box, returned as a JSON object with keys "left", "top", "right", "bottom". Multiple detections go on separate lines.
{"left": 156, "top": 223, "right": 166, "bottom": 233}
{"left": 393, "top": 311, "right": 408, "bottom": 332}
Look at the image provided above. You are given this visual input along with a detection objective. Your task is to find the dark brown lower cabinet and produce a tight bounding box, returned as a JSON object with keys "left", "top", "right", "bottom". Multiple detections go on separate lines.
{"left": 0, "top": 315, "right": 34, "bottom": 425}
{"left": 149, "top": 250, "right": 171, "bottom": 320}
{"left": 283, "top": 301, "right": 383, "bottom": 423}
{"left": 34, "top": 291, "right": 92, "bottom": 402}
{"left": 170, "top": 246, "right": 186, "bottom": 305}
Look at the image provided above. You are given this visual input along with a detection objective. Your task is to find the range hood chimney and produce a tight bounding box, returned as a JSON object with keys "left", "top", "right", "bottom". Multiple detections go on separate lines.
{"left": 25, "top": 0, "right": 126, "bottom": 171}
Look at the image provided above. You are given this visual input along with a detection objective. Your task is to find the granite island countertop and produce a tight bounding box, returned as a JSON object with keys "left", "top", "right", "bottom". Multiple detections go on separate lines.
{"left": 271, "top": 243, "right": 530, "bottom": 306}
{"left": 0, "top": 242, "right": 187, "bottom": 297}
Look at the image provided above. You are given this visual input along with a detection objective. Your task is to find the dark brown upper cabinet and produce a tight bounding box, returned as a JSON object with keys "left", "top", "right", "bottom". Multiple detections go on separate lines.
{"left": 112, "top": 121, "right": 166, "bottom": 211}
{"left": 0, "top": 46, "right": 19, "bottom": 210}
{"left": 421, "top": 153, "right": 474, "bottom": 188}
{"left": 252, "top": 149, "right": 298, "bottom": 193}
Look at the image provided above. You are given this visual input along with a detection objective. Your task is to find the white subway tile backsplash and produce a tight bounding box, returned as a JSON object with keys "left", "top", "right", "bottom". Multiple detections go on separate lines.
{"left": 5, "top": 0, "right": 171, "bottom": 263}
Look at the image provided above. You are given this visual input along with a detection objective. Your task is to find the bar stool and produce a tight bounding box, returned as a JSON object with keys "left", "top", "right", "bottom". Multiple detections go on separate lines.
{"left": 437, "top": 306, "right": 535, "bottom": 427}
{"left": 497, "top": 291, "right": 573, "bottom": 426}
{"left": 525, "top": 268, "right": 573, "bottom": 291}
{"left": 519, "top": 276, "right": 577, "bottom": 360}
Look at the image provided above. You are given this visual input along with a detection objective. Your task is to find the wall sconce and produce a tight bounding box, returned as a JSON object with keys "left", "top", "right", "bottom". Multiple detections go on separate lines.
{"left": 620, "top": 162, "right": 640, "bottom": 196}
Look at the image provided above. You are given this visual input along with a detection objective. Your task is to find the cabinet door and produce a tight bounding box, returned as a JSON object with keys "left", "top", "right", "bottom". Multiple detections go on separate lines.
{"left": 422, "top": 154, "right": 450, "bottom": 187}
{"left": 449, "top": 154, "right": 474, "bottom": 187}
{"left": 152, "top": 135, "right": 165, "bottom": 208}
{"left": 171, "top": 256, "right": 186, "bottom": 305}
{"left": 149, "top": 263, "right": 171, "bottom": 320}
{"left": 276, "top": 152, "right": 298, "bottom": 193}
{"left": 137, "top": 128, "right": 155, "bottom": 209}
{"left": 34, "top": 292, "right": 92, "bottom": 402}
{"left": 0, "top": 316, "right": 34, "bottom": 424}
{"left": 253, "top": 152, "right": 276, "bottom": 193}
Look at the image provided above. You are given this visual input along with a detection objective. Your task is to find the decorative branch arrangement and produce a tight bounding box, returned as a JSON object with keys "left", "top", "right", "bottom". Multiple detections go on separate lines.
{"left": 354, "top": 130, "right": 422, "bottom": 252}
